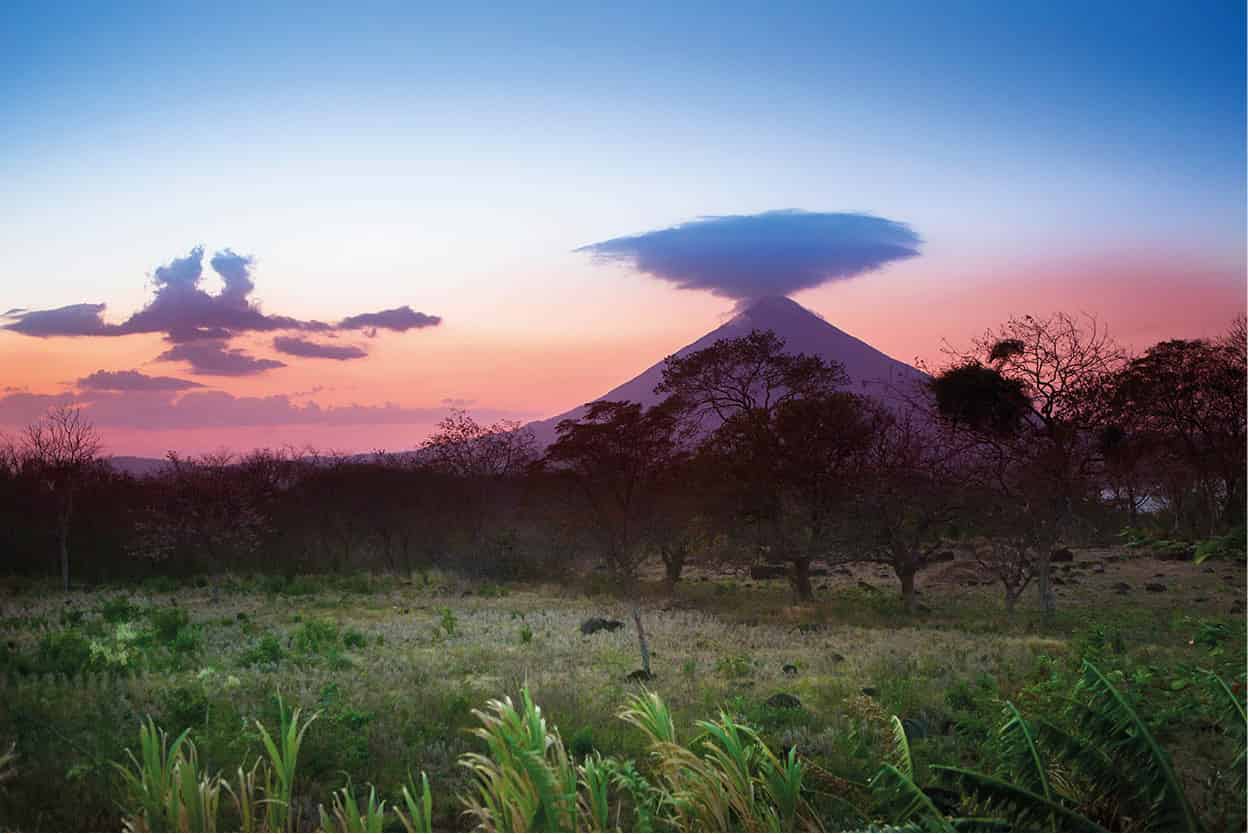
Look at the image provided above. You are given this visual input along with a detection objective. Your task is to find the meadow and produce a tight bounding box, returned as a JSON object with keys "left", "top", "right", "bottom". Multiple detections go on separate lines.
{"left": 0, "top": 547, "right": 1243, "bottom": 831}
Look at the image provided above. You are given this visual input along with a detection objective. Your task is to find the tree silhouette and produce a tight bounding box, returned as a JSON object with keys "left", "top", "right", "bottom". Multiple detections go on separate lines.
{"left": 18, "top": 407, "right": 102, "bottom": 591}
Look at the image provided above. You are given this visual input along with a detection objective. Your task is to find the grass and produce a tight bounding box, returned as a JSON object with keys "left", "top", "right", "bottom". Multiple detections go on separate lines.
{"left": 0, "top": 550, "right": 1243, "bottom": 830}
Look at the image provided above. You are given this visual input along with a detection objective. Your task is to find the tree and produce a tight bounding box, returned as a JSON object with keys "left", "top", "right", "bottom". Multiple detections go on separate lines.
{"left": 846, "top": 410, "right": 962, "bottom": 612}
{"left": 422, "top": 410, "right": 536, "bottom": 479}
{"left": 1104, "top": 327, "right": 1246, "bottom": 535}
{"left": 19, "top": 407, "right": 102, "bottom": 591}
{"left": 659, "top": 330, "right": 851, "bottom": 601}
{"left": 422, "top": 410, "right": 537, "bottom": 551}
{"left": 932, "top": 313, "right": 1125, "bottom": 617}
{"left": 544, "top": 399, "right": 690, "bottom": 582}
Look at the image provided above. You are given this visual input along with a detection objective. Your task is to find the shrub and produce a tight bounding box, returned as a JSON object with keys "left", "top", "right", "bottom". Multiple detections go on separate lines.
{"left": 147, "top": 606, "right": 191, "bottom": 643}
{"left": 99, "top": 596, "right": 142, "bottom": 624}
{"left": 35, "top": 629, "right": 92, "bottom": 676}
{"left": 239, "top": 634, "right": 285, "bottom": 667}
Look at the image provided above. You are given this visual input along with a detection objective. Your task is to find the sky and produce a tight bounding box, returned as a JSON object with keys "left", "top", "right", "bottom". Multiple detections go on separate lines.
{"left": 1, "top": 0, "right": 1244, "bottom": 456}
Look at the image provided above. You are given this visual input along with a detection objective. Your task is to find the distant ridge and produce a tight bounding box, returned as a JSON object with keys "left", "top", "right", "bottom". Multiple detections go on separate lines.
{"left": 526, "top": 295, "right": 927, "bottom": 446}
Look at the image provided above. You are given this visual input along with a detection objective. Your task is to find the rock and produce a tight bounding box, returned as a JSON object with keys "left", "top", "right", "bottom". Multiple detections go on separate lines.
{"left": 1156, "top": 548, "right": 1192, "bottom": 562}
{"left": 765, "top": 693, "right": 802, "bottom": 710}
{"left": 749, "top": 563, "right": 788, "bottom": 580}
{"left": 782, "top": 663, "right": 799, "bottom": 675}
{"left": 1145, "top": 583, "right": 1166, "bottom": 593}
{"left": 1050, "top": 548, "right": 1074, "bottom": 563}
{"left": 861, "top": 686, "right": 879, "bottom": 697}
{"left": 626, "top": 669, "right": 654, "bottom": 682}
{"left": 580, "top": 618, "right": 625, "bottom": 636}
{"left": 1092, "top": 563, "right": 1105, "bottom": 573}
{"left": 829, "top": 652, "right": 846, "bottom": 664}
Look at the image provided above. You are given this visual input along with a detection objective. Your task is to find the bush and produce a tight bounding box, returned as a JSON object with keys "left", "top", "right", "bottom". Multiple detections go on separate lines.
{"left": 99, "top": 596, "right": 141, "bottom": 624}
{"left": 239, "top": 633, "right": 285, "bottom": 667}
{"left": 35, "top": 629, "right": 93, "bottom": 676}
{"left": 291, "top": 619, "right": 340, "bottom": 655}
{"left": 147, "top": 606, "right": 191, "bottom": 643}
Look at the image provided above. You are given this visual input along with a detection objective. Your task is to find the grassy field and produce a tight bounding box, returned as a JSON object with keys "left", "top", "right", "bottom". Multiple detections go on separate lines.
{"left": 0, "top": 548, "right": 1244, "bottom": 831}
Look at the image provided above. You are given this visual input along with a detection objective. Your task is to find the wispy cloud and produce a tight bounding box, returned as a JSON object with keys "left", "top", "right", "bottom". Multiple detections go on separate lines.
{"left": 156, "top": 341, "right": 287, "bottom": 376}
{"left": 273, "top": 336, "right": 368, "bottom": 360}
{"left": 77, "top": 370, "right": 204, "bottom": 391}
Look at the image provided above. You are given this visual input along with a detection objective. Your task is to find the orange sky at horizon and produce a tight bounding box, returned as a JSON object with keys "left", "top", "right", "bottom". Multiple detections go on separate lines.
{"left": 2, "top": 251, "right": 1242, "bottom": 458}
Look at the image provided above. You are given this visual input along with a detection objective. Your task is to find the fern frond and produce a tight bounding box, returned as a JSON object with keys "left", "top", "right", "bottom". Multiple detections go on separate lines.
{"left": 888, "top": 715, "right": 914, "bottom": 780}
{"left": 1207, "top": 672, "right": 1247, "bottom": 789}
{"left": 1071, "top": 661, "right": 1200, "bottom": 831}
{"left": 933, "top": 766, "right": 1106, "bottom": 832}
{"left": 869, "top": 763, "right": 952, "bottom": 831}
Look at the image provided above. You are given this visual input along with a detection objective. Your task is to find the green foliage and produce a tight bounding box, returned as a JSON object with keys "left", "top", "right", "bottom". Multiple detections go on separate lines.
{"left": 147, "top": 606, "right": 191, "bottom": 642}
{"left": 714, "top": 654, "right": 754, "bottom": 679}
{"left": 239, "top": 634, "right": 285, "bottom": 667}
{"left": 397, "top": 772, "right": 434, "bottom": 833}
{"left": 99, "top": 596, "right": 143, "bottom": 624}
{"left": 1194, "top": 525, "right": 1247, "bottom": 564}
{"left": 438, "top": 608, "right": 458, "bottom": 637}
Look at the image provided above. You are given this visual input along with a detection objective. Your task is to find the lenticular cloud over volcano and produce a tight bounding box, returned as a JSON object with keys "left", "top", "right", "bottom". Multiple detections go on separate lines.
{"left": 576, "top": 210, "right": 921, "bottom": 300}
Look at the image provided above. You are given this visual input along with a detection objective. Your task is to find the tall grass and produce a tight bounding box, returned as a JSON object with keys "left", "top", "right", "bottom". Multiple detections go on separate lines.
{"left": 110, "top": 663, "right": 1245, "bottom": 832}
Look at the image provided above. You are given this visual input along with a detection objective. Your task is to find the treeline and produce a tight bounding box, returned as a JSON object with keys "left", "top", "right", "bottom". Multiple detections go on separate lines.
{"left": 1, "top": 312, "right": 1243, "bottom": 614}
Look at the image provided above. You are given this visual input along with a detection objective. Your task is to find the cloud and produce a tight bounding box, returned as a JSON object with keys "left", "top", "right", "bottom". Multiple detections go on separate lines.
{"left": 0, "top": 388, "right": 520, "bottom": 432}
{"left": 338, "top": 306, "right": 442, "bottom": 333}
{"left": 156, "top": 341, "right": 286, "bottom": 376}
{"left": 2, "top": 303, "right": 113, "bottom": 337}
{"left": 575, "top": 209, "right": 921, "bottom": 300}
{"left": 78, "top": 370, "right": 204, "bottom": 391}
{"left": 273, "top": 336, "right": 368, "bottom": 360}
{"left": 2, "top": 247, "right": 442, "bottom": 361}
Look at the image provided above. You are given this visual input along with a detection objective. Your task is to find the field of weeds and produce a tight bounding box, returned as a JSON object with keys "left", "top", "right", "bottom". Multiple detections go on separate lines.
{"left": 0, "top": 549, "right": 1244, "bottom": 830}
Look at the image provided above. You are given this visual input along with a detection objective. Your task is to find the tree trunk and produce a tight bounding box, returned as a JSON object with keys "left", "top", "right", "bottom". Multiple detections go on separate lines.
{"left": 1035, "top": 550, "right": 1055, "bottom": 618}
{"left": 58, "top": 518, "right": 70, "bottom": 593}
{"left": 791, "top": 557, "right": 814, "bottom": 603}
{"left": 898, "top": 567, "right": 917, "bottom": 613}
{"left": 632, "top": 606, "right": 651, "bottom": 677}
{"left": 58, "top": 489, "right": 73, "bottom": 592}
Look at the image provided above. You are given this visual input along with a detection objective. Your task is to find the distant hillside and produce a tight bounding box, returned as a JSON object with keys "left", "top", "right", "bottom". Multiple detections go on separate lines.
{"left": 526, "top": 295, "right": 927, "bottom": 445}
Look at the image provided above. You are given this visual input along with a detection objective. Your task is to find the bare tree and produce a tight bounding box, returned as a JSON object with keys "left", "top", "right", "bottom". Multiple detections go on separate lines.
{"left": 933, "top": 313, "right": 1125, "bottom": 618}
{"left": 658, "top": 330, "right": 849, "bottom": 601}
{"left": 20, "top": 407, "right": 102, "bottom": 591}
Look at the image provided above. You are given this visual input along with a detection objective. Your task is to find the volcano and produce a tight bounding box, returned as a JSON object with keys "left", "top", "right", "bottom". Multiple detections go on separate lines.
{"left": 527, "top": 295, "right": 927, "bottom": 445}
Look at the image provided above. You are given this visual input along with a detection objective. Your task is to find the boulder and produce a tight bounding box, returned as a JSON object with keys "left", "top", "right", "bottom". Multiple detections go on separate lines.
{"left": 580, "top": 618, "right": 625, "bottom": 636}
{"left": 765, "top": 693, "right": 802, "bottom": 710}
{"left": 749, "top": 563, "right": 788, "bottom": 580}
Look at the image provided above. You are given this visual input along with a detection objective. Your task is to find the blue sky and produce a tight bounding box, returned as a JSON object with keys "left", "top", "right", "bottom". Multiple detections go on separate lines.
{"left": 1, "top": 0, "right": 1243, "bottom": 454}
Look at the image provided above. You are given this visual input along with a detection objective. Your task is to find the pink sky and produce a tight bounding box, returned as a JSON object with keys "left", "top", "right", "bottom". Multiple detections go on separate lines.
{"left": 2, "top": 247, "right": 1241, "bottom": 458}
